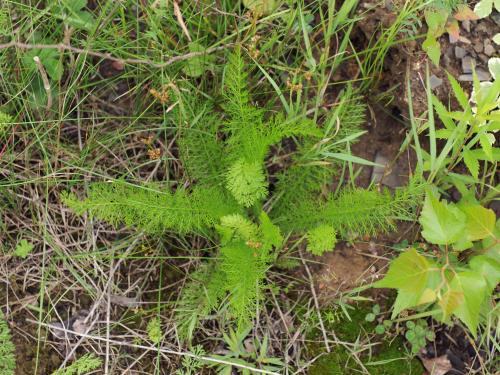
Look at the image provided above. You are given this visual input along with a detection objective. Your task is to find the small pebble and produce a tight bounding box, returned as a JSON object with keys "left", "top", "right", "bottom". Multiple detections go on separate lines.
{"left": 462, "top": 56, "right": 476, "bottom": 73}
{"left": 476, "top": 68, "right": 492, "bottom": 81}
{"left": 478, "top": 53, "right": 489, "bottom": 63}
{"left": 458, "top": 69, "right": 491, "bottom": 82}
{"left": 455, "top": 46, "right": 467, "bottom": 59}
{"left": 492, "top": 13, "right": 500, "bottom": 27}
{"left": 484, "top": 43, "right": 495, "bottom": 56}
{"left": 458, "top": 74, "right": 474, "bottom": 81}
{"left": 430, "top": 74, "right": 443, "bottom": 89}
{"left": 473, "top": 41, "right": 483, "bottom": 53}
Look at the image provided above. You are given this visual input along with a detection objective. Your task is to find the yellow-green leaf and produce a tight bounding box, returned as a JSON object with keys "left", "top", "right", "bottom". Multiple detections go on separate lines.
{"left": 449, "top": 271, "right": 487, "bottom": 337}
{"left": 419, "top": 192, "right": 467, "bottom": 245}
{"left": 459, "top": 204, "right": 496, "bottom": 241}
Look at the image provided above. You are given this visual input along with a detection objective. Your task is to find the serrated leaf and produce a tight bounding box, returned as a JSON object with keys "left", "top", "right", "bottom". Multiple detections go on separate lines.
{"left": 374, "top": 248, "right": 438, "bottom": 318}
{"left": 462, "top": 149, "right": 479, "bottom": 179}
{"left": 419, "top": 192, "right": 466, "bottom": 245}
{"left": 425, "top": 10, "right": 447, "bottom": 36}
{"left": 449, "top": 271, "right": 487, "bottom": 337}
{"left": 422, "top": 36, "right": 441, "bottom": 66}
{"left": 375, "top": 249, "right": 432, "bottom": 289}
{"left": 479, "top": 133, "right": 494, "bottom": 160}
{"left": 469, "top": 255, "right": 500, "bottom": 293}
{"left": 447, "top": 72, "right": 469, "bottom": 111}
{"left": 458, "top": 204, "right": 496, "bottom": 241}
{"left": 439, "top": 289, "right": 463, "bottom": 320}
{"left": 474, "top": 0, "right": 493, "bottom": 18}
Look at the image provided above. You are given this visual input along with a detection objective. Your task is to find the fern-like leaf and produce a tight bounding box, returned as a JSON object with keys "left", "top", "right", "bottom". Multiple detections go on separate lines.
{"left": 286, "top": 182, "right": 423, "bottom": 237}
{"left": 220, "top": 241, "right": 271, "bottom": 326}
{"left": 63, "top": 182, "right": 240, "bottom": 234}
{"left": 0, "top": 310, "right": 15, "bottom": 375}
{"left": 177, "top": 101, "right": 227, "bottom": 187}
{"left": 306, "top": 225, "right": 337, "bottom": 256}
{"left": 175, "top": 263, "right": 226, "bottom": 341}
{"left": 226, "top": 159, "right": 268, "bottom": 207}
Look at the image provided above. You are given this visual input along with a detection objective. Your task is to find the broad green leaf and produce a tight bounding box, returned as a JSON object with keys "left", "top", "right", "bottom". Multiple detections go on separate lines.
{"left": 182, "top": 42, "right": 215, "bottom": 78}
{"left": 392, "top": 289, "right": 421, "bottom": 318}
{"left": 375, "top": 249, "right": 432, "bottom": 290}
{"left": 469, "top": 255, "right": 500, "bottom": 293}
{"left": 439, "top": 289, "right": 463, "bottom": 320}
{"left": 463, "top": 149, "right": 479, "bottom": 179}
{"left": 419, "top": 193, "right": 466, "bottom": 245}
{"left": 243, "top": 0, "right": 280, "bottom": 15}
{"left": 424, "top": 10, "right": 447, "bottom": 36}
{"left": 493, "top": 33, "right": 500, "bottom": 45}
{"left": 449, "top": 271, "right": 487, "bottom": 337}
{"left": 422, "top": 37, "right": 441, "bottom": 66}
{"left": 458, "top": 204, "right": 496, "bottom": 241}
{"left": 474, "top": 0, "right": 493, "bottom": 18}
{"left": 488, "top": 57, "right": 500, "bottom": 79}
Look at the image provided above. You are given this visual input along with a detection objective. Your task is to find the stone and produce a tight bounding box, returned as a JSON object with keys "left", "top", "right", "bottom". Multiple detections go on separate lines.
{"left": 458, "top": 74, "right": 474, "bottom": 81}
{"left": 476, "top": 68, "right": 491, "bottom": 81}
{"left": 484, "top": 42, "right": 495, "bottom": 56}
{"left": 458, "top": 69, "right": 491, "bottom": 82}
{"left": 473, "top": 41, "right": 483, "bottom": 53}
{"left": 430, "top": 74, "right": 443, "bottom": 89}
{"left": 478, "top": 53, "right": 489, "bottom": 63}
{"left": 455, "top": 46, "right": 467, "bottom": 59}
{"left": 462, "top": 56, "right": 476, "bottom": 73}
{"left": 492, "top": 13, "right": 500, "bottom": 27}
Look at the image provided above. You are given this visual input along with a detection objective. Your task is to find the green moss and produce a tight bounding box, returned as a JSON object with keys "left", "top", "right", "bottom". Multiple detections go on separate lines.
{"left": 308, "top": 305, "right": 424, "bottom": 375}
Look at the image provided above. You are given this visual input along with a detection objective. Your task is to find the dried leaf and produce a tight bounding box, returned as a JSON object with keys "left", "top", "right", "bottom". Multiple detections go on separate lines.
{"left": 454, "top": 5, "right": 480, "bottom": 21}
{"left": 420, "top": 354, "right": 453, "bottom": 375}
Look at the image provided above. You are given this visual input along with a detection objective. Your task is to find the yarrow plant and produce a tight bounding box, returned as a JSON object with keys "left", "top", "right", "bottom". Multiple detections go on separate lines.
{"left": 64, "top": 47, "right": 422, "bottom": 340}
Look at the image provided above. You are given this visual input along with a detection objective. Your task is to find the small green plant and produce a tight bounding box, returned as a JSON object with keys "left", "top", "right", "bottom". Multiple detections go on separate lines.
{"left": 422, "top": 4, "right": 478, "bottom": 66}
{"left": 0, "top": 310, "right": 15, "bottom": 375}
{"left": 375, "top": 67, "right": 500, "bottom": 339}
{"left": 147, "top": 316, "right": 162, "bottom": 345}
{"left": 207, "top": 326, "right": 284, "bottom": 375}
{"left": 51, "top": 353, "right": 101, "bottom": 375}
{"left": 14, "top": 239, "right": 34, "bottom": 259}
{"left": 64, "top": 47, "right": 422, "bottom": 340}
{"left": 0, "top": 111, "right": 13, "bottom": 139}
{"left": 175, "top": 345, "right": 206, "bottom": 375}
{"left": 404, "top": 320, "right": 435, "bottom": 354}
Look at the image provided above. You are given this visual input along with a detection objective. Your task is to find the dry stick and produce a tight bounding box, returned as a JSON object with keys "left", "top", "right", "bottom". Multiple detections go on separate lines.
{"left": 299, "top": 250, "right": 331, "bottom": 353}
{"left": 28, "top": 320, "right": 281, "bottom": 375}
{"left": 173, "top": 0, "right": 191, "bottom": 42}
{"left": 0, "top": 41, "right": 226, "bottom": 68}
{"left": 32, "top": 56, "right": 52, "bottom": 111}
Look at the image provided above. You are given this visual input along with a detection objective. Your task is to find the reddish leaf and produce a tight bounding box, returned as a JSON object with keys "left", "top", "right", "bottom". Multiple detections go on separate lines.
{"left": 446, "top": 20, "right": 460, "bottom": 42}
{"left": 454, "top": 4, "right": 480, "bottom": 21}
